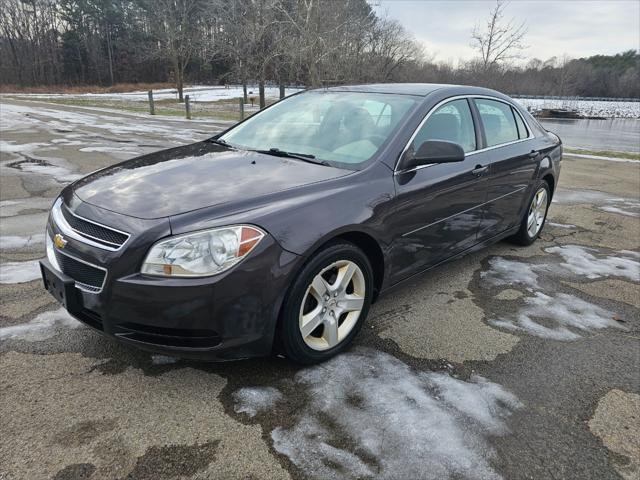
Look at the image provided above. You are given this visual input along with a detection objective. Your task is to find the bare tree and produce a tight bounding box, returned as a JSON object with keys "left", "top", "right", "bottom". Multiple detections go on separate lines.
{"left": 471, "top": 0, "right": 527, "bottom": 72}
{"left": 145, "top": 0, "right": 215, "bottom": 101}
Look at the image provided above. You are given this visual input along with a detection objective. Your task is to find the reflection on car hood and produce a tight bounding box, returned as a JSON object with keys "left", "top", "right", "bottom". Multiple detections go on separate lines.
{"left": 72, "top": 142, "right": 351, "bottom": 219}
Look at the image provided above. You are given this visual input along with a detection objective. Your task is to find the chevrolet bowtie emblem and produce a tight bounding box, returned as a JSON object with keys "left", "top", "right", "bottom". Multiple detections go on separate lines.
{"left": 53, "top": 233, "right": 67, "bottom": 249}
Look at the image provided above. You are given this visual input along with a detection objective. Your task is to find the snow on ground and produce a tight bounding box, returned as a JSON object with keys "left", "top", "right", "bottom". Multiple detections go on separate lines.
{"left": 515, "top": 98, "right": 640, "bottom": 119}
{"left": 547, "top": 222, "right": 577, "bottom": 229}
{"left": 0, "top": 308, "right": 81, "bottom": 341}
{"left": 0, "top": 260, "right": 41, "bottom": 284}
{"left": 564, "top": 152, "right": 639, "bottom": 163}
{"left": 482, "top": 246, "right": 635, "bottom": 340}
{"left": 553, "top": 188, "right": 640, "bottom": 218}
{"left": 150, "top": 354, "right": 179, "bottom": 365}
{"left": 233, "top": 387, "right": 284, "bottom": 418}
{"left": 0, "top": 234, "right": 45, "bottom": 250}
{"left": 545, "top": 245, "right": 640, "bottom": 281}
{"left": 490, "top": 292, "right": 622, "bottom": 341}
{"left": 0, "top": 102, "right": 219, "bottom": 143}
{"left": 234, "top": 348, "right": 521, "bottom": 480}
{"left": 4, "top": 85, "right": 303, "bottom": 103}
{"left": 481, "top": 257, "right": 540, "bottom": 289}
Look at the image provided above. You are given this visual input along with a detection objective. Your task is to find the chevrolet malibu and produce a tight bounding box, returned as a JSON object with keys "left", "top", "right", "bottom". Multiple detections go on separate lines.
{"left": 40, "top": 84, "right": 562, "bottom": 364}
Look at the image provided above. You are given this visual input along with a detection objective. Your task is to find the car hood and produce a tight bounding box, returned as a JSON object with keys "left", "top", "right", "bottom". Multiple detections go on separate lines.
{"left": 72, "top": 141, "right": 351, "bottom": 219}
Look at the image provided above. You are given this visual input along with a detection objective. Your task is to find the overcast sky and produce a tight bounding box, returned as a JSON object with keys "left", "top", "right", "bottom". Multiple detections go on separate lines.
{"left": 373, "top": 0, "right": 640, "bottom": 65}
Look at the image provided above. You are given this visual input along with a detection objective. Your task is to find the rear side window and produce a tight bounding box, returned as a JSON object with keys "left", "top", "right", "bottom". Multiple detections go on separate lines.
{"left": 512, "top": 108, "right": 529, "bottom": 139}
{"left": 412, "top": 99, "right": 476, "bottom": 153}
{"left": 474, "top": 99, "right": 519, "bottom": 147}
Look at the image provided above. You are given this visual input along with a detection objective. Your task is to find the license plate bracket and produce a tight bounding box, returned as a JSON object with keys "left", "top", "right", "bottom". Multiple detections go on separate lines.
{"left": 40, "top": 259, "right": 82, "bottom": 312}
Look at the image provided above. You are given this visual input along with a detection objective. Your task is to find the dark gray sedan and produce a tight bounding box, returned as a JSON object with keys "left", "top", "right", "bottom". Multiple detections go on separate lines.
{"left": 40, "top": 84, "right": 562, "bottom": 363}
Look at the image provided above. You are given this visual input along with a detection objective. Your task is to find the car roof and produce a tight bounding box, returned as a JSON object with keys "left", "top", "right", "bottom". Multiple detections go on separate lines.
{"left": 307, "top": 83, "right": 513, "bottom": 101}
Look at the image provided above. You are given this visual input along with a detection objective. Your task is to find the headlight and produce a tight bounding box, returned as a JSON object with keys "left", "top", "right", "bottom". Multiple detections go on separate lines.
{"left": 141, "top": 225, "right": 265, "bottom": 277}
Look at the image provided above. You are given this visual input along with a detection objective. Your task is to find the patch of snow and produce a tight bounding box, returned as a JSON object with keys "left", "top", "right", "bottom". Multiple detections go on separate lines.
{"left": 544, "top": 245, "right": 639, "bottom": 281}
{"left": 0, "top": 197, "right": 53, "bottom": 217}
{"left": 0, "top": 102, "right": 218, "bottom": 143}
{"left": 270, "top": 348, "right": 521, "bottom": 480}
{"left": 553, "top": 188, "right": 640, "bottom": 218}
{"left": 515, "top": 98, "right": 640, "bottom": 119}
{"left": 0, "top": 260, "right": 41, "bottom": 283}
{"left": 79, "top": 146, "right": 142, "bottom": 155}
{"left": 150, "top": 355, "right": 179, "bottom": 365}
{"left": 481, "top": 257, "right": 539, "bottom": 289}
{"left": 547, "top": 222, "right": 576, "bottom": 229}
{"left": 0, "top": 140, "right": 49, "bottom": 154}
{"left": 6, "top": 85, "right": 303, "bottom": 103}
{"left": 564, "top": 152, "right": 639, "bottom": 163}
{"left": 14, "top": 162, "right": 82, "bottom": 183}
{"left": 0, "top": 308, "right": 81, "bottom": 342}
{"left": 490, "top": 292, "right": 623, "bottom": 341}
{"left": 0, "top": 234, "right": 45, "bottom": 250}
{"left": 233, "top": 387, "right": 284, "bottom": 418}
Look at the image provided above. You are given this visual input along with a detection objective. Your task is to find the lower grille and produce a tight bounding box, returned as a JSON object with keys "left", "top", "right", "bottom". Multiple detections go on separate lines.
{"left": 55, "top": 250, "right": 107, "bottom": 292}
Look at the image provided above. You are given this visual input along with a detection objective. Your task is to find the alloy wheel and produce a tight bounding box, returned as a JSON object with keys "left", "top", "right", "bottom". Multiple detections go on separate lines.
{"left": 299, "top": 260, "right": 366, "bottom": 351}
{"left": 527, "top": 187, "right": 548, "bottom": 237}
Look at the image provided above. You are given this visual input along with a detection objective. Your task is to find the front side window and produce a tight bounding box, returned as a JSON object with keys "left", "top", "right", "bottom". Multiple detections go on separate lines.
{"left": 474, "top": 99, "right": 519, "bottom": 147}
{"left": 220, "top": 91, "right": 419, "bottom": 169}
{"left": 411, "top": 99, "right": 477, "bottom": 153}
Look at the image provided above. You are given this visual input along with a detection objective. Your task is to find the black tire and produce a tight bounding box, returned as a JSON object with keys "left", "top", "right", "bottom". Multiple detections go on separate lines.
{"left": 510, "top": 181, "right": 551, "bottom": 246}
{"left": 279, "top": 241, "right": 374, "bottom": 364}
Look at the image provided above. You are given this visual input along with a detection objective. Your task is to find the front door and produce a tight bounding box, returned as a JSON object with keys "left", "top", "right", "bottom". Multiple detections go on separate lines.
{"left": 388, "top": 98, "right": 489, "bottom": 284}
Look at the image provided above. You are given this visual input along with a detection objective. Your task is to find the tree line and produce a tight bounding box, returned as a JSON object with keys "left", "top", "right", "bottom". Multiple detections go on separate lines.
{"left": 1, "top": 0, "right": 638, "bottom": 103}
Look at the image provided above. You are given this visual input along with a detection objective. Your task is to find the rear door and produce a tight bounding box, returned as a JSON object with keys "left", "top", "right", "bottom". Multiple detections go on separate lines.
{"left": 472, "top": 98, "right": 538, "bottom": 240}
{"left": 389, "top": 98, "right": 489, "bottom": 284}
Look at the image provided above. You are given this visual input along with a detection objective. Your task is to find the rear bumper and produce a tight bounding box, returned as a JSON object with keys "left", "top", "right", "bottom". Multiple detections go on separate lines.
{"left": 41, "top": 233, "right": 301, "bottom": 361}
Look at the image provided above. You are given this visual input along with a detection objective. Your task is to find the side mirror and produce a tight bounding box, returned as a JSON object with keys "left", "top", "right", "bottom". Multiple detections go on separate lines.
{"left": 399, "top": 140, "right": 465, "bottom": 171}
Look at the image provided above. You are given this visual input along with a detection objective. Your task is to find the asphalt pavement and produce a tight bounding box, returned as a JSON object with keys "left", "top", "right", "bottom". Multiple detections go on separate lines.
{"left": 1, "top": 98, "right": 638, "bottom": 480}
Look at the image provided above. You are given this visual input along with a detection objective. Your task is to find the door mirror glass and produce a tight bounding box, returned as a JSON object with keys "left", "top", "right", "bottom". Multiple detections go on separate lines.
{"left": 415, "top": 140, "right": 465, "bottom": 164}
{"left": 400, "top": 140, "right": 465, "bottom": 170}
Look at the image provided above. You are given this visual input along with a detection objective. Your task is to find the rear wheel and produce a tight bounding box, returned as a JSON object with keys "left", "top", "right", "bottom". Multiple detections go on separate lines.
{"left": 510, "top": 181, "right": 550, "bottom": 246}
{"left": 280, "top": 242, "right": 373, "bottom": 364}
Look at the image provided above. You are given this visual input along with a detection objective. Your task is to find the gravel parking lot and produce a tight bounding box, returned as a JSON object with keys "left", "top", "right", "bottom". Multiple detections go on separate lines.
{"left": 1, "top": 98, "right": 638, "bottom": 480}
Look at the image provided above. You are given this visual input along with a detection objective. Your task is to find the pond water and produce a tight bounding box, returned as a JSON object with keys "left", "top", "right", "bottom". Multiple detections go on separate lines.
{"left": 539, "top": 118, "right": 640, "bottom": 153}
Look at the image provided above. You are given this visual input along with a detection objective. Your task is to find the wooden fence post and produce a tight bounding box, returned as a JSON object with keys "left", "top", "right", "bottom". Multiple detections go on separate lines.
{"left": 148, "top": 90, "right": 155, "bottom": 115}
{"left": 185, "top": 95, "right": 191, "bottom": 119}
{"left": 239, "top": 97, "right": 244, "bottom": 120}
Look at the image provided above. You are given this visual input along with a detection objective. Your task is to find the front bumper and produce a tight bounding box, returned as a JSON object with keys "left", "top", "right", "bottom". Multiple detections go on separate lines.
{"left": 42, "top": 196, "right": 301, "bottom": 360}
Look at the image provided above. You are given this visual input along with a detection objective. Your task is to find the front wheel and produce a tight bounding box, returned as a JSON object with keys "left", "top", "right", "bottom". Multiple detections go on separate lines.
{"left": 510, "top": 181, "right": 550, "bottom": 246}
{"left": 279, "top": 241, "right": 373, "bottom": 364}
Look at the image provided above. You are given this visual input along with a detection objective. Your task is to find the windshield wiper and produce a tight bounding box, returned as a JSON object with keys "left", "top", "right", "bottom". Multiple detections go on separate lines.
{"left": 256, "top": 148, "right": 330, "bottom": 166}
{"left": 207, "top": 137, "right": 230, "bottom": 147}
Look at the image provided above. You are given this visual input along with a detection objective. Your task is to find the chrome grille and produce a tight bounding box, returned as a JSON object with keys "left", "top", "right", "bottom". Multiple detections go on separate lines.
{"left": 52, "top": 198, "right": 130, "bottom": 251}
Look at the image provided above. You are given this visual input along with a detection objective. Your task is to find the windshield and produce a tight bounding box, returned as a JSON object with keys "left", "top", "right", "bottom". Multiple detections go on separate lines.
{"left": 219, "top": 91, "right": 420, "bottom": 168}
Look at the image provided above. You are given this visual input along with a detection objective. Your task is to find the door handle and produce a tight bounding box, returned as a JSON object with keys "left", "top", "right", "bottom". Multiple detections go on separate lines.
{"left": 472, "top": 164, "right": 489, "bottom": 176}
{"left": 528, "top": 150, "right": 539, "bottom": 158}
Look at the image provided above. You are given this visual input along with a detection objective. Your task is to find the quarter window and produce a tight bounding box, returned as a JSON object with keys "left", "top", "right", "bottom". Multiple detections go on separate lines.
{"left": 512, "top": 107, "right": 529, "bottom": 139}
{"left": 411, "top": 99, "right": 476, "bottom": 153}
{"left": 474, "top": 99, "right": 519, "bottom": 147}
